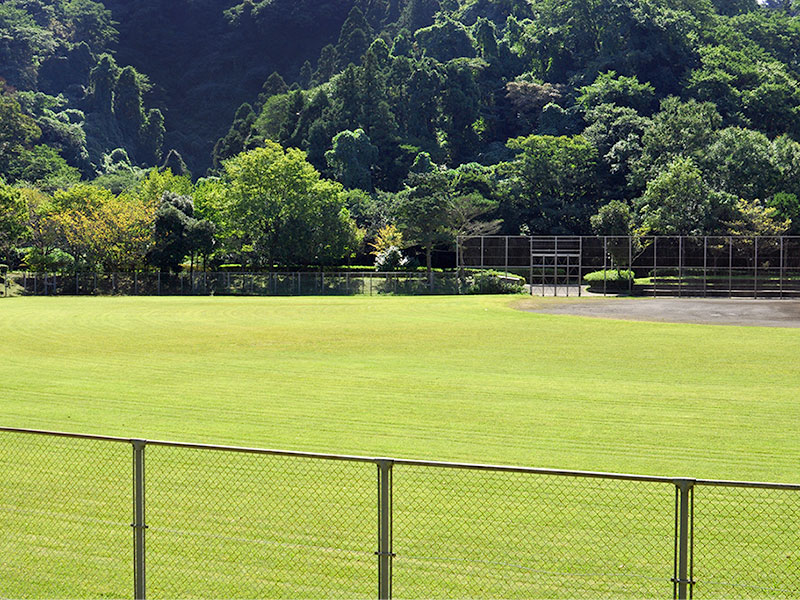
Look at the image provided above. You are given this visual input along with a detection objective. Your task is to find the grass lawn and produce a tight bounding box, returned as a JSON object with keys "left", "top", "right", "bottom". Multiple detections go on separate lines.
{"left": 1, "top": 295, "right": 799, "bottom": 598}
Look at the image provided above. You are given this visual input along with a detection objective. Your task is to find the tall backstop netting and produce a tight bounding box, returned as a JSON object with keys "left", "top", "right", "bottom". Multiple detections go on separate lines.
{"left": 458, "top": 236, "right": 800, "bottom": 297}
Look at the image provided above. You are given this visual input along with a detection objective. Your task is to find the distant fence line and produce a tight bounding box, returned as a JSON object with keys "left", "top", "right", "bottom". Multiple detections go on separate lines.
{"left": 459, "top": 235, "right": 800, "bottom": 298}
{"left": 6, "top": 270, "right": 464, "bottom": 297}
{"left": 1, "top": 426, "right": 799, "bottom": 599}
{"left": 9, "top": 235, "right": 800, "bottom": 299}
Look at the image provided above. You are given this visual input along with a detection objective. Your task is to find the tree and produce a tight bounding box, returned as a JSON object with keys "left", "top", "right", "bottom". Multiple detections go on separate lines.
{"left": 399, "top": 0, "right": 441, "bottom": 31}
{"left": 187, "top": 219, "right": 216, "bottom": 272}
{"left": 499, "top": 134, "right": 599, "bottom": 235}
{"left": 160, "top": 149, "right": 191, "bottom": 179}
{"left": 590, "top": 200, "right": 636, "bottom": 270}
{"left": 687, "top": 44, "right": 800, "bottom": 136}
{"left": 702, "top": 127, "right": 777, "bottom": 201}
{"left": 0, "top": 95, "right": 41, "bottom": 179}
{"left": 313, "top": 45, "right": 338, "bottom": 84}
{"left": 146, "top": 190, "right": 216, "bottom": 275}
{"left": 63, "top": 0, "right": 118, "bottom": 53}
{"left": 336, "top": 7, "right": 372, "bottom": 69}
{"left": 139, "top": 108, "right": 165, "bottom": 165}
{"left": 631, "top": 98, "right": 723, "bottom": 190}
{"left": 18, "top": 187, "right": 60, "bottom": 270}
{"left": 257, "top": 71, "right": 289, "bottom": 108}
{"left": 473, "top": 18, "right": 498, "bottom": 58}
{"left": 89, "top": 53, "right": 119, "bottom": 114}
{"left": 635, "top": 157, "right": 730, "bottom": 235}
{"left": 396, "top": 172, "right": 452, "bottom": 275}
{"left": 391, "top": 29, "right": 415, "bottom": 57}
{"left": 214, "top": 103, "right": 256, "bottom": 167}
{"left": 326, "top": 129, "right": 379, "bottom": 191}
{"left": 769, "top": 193, "right": 800, "bottom": 234}
{"left": 724, "top": 198, "right": 790, "bottom": 237}
{"left": 223, "top": 141, "right": 358, "bottom": 267}
{"left": 8, "top": 144, "right": 81, "bottom": 189}
{"left": 439, "top": 61, "right": 481, "bottom": 163}
{"left": 771, "top": 135, "right": 800, "bottom": 199}
{"left": 51, "top": 184, "right": 154, "bottom": 271}
{"left": 397, "top": 169, "right": 499, "bottom": 275}
{"left": 330, "top": 65, "right": 362, "bottom": 130}
{"left": 577, "top": 71, "right": 656, "bottom": 115}
{"left": 582, "top": 103, "right": 651, "bottom": 189}
{"left": 369, "top": 224, "right": 404, "bottom": 256}
{"left": 0, "top": 181, "right": 25, "bottom": 266}
{"left": 148, "top": 191, "right": 194, "bottom": 273}
{"left": 114, "top": 66, "right": 146, "bottom": 141}
{"left": 298, "top": 61, "right": 313, "bottom": 89}
{"left": 414, "top": 18, "right": 477, "bottom": 62}
{"left": 591, "top": 200, "right": 633, "bottom": 237}
{"left": 409, "top": 152, "right": 436, "bottom": 174}
{"left": 135, "top": 168, "right": 193, "bottom": 211}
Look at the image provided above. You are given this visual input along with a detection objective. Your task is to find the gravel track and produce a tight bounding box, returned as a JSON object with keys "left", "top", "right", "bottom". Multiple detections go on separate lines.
{"left": 521, "top": 297, "right": 800, "bottom": 327}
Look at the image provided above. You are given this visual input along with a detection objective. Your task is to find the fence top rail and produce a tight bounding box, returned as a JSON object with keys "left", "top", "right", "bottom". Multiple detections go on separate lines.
{"left": 458, "top": 235, "right": 800, "bottom": 240}
{"left": 13, "top": 271, "right": 459, "bottom": 277}
{"left": 2, "top": 426, "right": 800, "bottom": 490}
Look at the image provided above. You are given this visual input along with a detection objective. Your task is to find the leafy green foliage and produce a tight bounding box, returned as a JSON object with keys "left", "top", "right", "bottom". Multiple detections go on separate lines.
{"left": 583, "top": 269, "right": 635, "bottom": 291}
{"left": 500, "top": 135, "right": 599, "bottom": 234}
{"left": 3, "top": 0, "right": 800, "bottom": 266}
{"left": 0, "top": 181, "right": 25, "bottom": 266}
{"left": 326, "top": 129, "right": 379, "bottom": 191}
{"left": 636, "top": 157, "right": 731, "bottom": 235}
{"left": 223, "top": 141, "right": 358, "bottom": 267}
{"left": 465, "top": 271, "right": 525, "bottom": 294}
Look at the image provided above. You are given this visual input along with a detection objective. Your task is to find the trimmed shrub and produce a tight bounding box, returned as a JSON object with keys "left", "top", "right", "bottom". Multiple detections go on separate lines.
{"left": 466, "top": 272, "right": 526, "bottom": 294}
{"left": 583, "top": 269, "right": 634, "bottom": 291}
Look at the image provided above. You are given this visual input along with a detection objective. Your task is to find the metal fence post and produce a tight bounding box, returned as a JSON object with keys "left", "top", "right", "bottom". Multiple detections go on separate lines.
{"left": 377, "top": 459, "right": 394, "bottom": 600}
{"left": 578, "top": 237, "right": 583, "bottom": 297}
{"left": 780, "top": 236, "right": 784, "bottom": 299}
{"left": 132, "top": 440, "right": 147, "bottom": 600}
{"left": 673, "top": 479, "right": 694, "bottom": 600}
{"left": 753, "top": 237, "right": 758, "bottom": 299}
{"left": 678, "top": 237, "right": 683, "bottom": 298}
{"left": 603, "top": 237, "right": 607, "bottom": 296}
{"left": 653, "top": 237, "right": 658, "bottom": 298}
{"left": 628, "top": 236, "right": 633, "bottom": 295}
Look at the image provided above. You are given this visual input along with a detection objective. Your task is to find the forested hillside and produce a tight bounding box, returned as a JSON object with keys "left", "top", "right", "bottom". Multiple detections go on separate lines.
{"left": 2, "top": 0, "right": 800, "bottom": 273}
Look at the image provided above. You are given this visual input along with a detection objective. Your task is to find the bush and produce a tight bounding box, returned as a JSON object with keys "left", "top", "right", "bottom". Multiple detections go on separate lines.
{"left": 21, "top": 248, "right": 75, "bottom": 273}
{"left": 466, "top": 272, "right": 526, "bottom": 294}
{"left": 374, "top": 246, "right": 413, "bottom": 271}
{"left": 583, "top": 269, "right": 634, "bottom": 291}
{"left": 468, "top": 269, "right": 527, "bottom": 284}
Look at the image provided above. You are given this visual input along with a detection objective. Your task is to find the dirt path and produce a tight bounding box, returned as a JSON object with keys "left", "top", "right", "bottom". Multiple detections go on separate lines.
{"left": 518, "top": 297, "right": 800, "bottom": 328}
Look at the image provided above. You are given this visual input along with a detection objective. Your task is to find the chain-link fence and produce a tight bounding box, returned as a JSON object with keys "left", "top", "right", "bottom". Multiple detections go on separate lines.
{"left": 459, "top": 236, "right": 800, "bottom": 298}
{"left": 7, "top": 271, "right": 463, "bottom": 297}
{"left": 1, "top": 427, "right": 799, "bottom": 599}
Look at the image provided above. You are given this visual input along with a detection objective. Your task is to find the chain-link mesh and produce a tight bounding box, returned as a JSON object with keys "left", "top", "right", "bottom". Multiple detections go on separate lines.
{"left": 458, "top": 235, "right": 800, "bottom": 297}
{"left": 392, "top": 465, "right": 674, "bottom": 599}
{"left": 146, "top": 446, "right": 376, "bottom": 599}
{"left": 4, "top": 428, "right": 800, "bottom": 600}
{"left": 0, "top": 432, "right": 130, "bottom": 598}
{"left": 693, "top": 484, "right": 800, "bottom": 599}
{"left": 12, "top": 271, "right": 468, "bottom": 297}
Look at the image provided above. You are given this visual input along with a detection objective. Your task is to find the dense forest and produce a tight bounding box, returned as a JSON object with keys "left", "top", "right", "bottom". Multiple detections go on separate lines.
{"left": 1, "top": 0, "right": 800, "bottom": 272}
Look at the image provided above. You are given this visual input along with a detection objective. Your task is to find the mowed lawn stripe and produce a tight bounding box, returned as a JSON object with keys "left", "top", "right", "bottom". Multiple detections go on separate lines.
{"left": 1, "top": 295, "right": 799, "bottom": 482}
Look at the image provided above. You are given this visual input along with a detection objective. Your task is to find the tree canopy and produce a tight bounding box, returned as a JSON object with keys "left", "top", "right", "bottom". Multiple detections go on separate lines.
{"left": 2, "top": 0, "right": 800, "bottom": 271}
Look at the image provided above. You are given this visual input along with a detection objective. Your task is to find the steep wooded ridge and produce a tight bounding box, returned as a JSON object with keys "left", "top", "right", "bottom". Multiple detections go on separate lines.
{"left": 2, "top": 0, "right": 800, "bottom": 274}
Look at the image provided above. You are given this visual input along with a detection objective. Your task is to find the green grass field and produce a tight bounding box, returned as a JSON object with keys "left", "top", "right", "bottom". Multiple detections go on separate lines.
{"left": 1, "top": 295, "right": 799, "bottom": 598}
{"left": 3, "top": 295, "right": 799, "bottom": 481}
